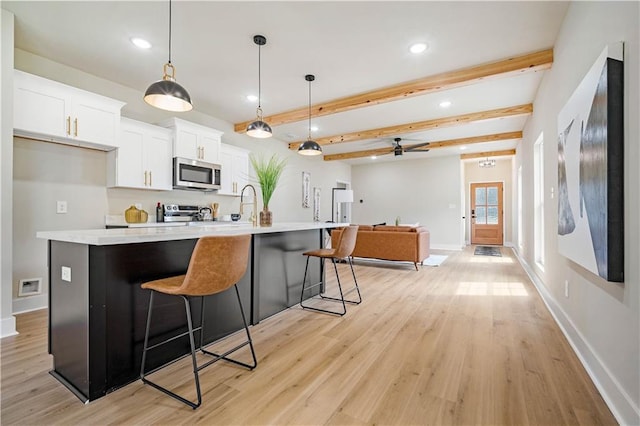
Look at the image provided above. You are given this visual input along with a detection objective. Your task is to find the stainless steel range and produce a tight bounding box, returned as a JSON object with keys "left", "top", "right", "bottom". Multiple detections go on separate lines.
{"left": 162, "top": 204, "right": 212, "bottom": 222}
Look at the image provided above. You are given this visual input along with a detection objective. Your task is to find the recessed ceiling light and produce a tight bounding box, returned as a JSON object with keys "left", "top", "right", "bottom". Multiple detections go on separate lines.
{"left": 460, "top": 146, "right": 467, "bottom": 151}
{"left": 246, "top": 94, "right": 258, "bottom": 102}
{"left": 409, "top": 42, "right": 428, "bottom": 54}
{"left": 130, "top": 37, "right": 151, "bottom": 49}
{"left": 310, "top": 126, "right": 318, "bottom": 132}
{"left": 371, "top": 156, "right": 377, "bottom": 160}
{"left": 439, "top": 100, "right": 452, "bottom": 108}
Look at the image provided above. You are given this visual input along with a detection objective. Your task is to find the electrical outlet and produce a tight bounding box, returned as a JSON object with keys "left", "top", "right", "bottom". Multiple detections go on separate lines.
{"left": 564, "top": 280, "right": 569, "bottom": 298}
{"left": 61, "top": 266, "right": 71, "bottom": 282}
{"left": 56, "top": 201, "right": 68, "bottom": 214}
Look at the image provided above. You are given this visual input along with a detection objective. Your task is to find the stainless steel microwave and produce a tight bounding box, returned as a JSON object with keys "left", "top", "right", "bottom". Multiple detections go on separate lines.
{"left": 173, "top": 157, "right": 221, "bottom": 191}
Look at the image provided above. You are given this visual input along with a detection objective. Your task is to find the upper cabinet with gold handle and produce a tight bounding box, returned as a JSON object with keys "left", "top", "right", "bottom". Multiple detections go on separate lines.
{"left": 217, "top": 143, "right": 250, "bottom": 197}
{"left": 157, "top": 117, "right": 223, "bottom": 164}
{"left": 13, "top": 70, "right": 125, "bottom": 151}
{"left": 107, "top": 118, "right": 173, "bottom": 191}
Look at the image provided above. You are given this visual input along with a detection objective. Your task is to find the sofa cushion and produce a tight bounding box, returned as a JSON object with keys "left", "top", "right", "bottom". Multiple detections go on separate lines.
{"left": 373, "top": 225, "right": 417, "bottom": 233}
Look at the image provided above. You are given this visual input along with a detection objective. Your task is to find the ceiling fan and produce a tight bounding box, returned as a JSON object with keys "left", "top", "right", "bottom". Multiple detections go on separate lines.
{"left": 389, "top": 137, "right": 430, "bottom": 156}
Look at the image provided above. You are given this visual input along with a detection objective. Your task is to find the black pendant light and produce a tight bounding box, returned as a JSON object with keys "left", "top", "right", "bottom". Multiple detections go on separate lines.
{"left": 246, "top": 35, "right": 272, "bottom": 138}
{"left": 298, "top": 74, "right": 322, "bottom": 156}
{"left": 144, "top": 0, "right": 192, "bottom": 112}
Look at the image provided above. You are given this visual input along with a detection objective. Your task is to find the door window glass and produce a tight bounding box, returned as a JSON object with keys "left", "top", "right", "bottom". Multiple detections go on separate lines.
{"left": 488, "top": 187, "right": 498, "bottom": 205}
{"left": 475, "top": 187, "right": 486, "bottom": 205}
{"left": 476, "top": 207, "right": 487, "bottom": 224}
{"left": 488, "top": 207, "right": 499, "bottom": 224}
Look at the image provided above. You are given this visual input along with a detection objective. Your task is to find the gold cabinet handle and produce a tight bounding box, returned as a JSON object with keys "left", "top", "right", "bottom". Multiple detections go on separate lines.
{"left": 149, "top": 171, "right": 152, "bottom": 187}
{"left": 74, "top": 118, "right": 78, "bottom": 137}
{"left": 144, "top": 170, "right": 148, "bottom": 186}
{"left": 66, "top": 116, "right": 71, "bottom": 135}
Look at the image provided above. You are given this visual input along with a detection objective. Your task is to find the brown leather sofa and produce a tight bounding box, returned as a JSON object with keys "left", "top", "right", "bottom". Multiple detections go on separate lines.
{"left": 331, "top": 225, "right": 430, "bottom": 270}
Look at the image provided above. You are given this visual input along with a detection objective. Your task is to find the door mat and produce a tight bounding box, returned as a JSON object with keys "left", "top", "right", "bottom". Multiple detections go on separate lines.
{"left": 474, "top": 246, "right": 502, "bottom": 257}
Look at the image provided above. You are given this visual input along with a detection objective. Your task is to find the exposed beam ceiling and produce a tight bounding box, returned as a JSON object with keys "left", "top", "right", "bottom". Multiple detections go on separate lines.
{"left": 461, "top": 149, "right": 516, "bottom": 159}
{"left": 235, "top": 49, "right": 552, "bottom": 133}
{"left": 323, "top": 132, "right": 522, "bottom": 161}
{"left": 288, "top": 104, "right": 532, "bottom": 149}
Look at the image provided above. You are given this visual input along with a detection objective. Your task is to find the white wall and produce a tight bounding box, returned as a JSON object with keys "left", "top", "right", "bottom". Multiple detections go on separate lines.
{"left": 517, "top": 2, "right": 639, "bottom": 424}
{"left": 463, "top": 157, "right": 513, "bottom": 245}
{"left": 11, "top": 49, "right": 350, "bottom": 314}
{"left": 351, "top": 155, "right": 464, "bottom": 250}
{"left": 1, "top": 10, "right": 17, "bottom": 336}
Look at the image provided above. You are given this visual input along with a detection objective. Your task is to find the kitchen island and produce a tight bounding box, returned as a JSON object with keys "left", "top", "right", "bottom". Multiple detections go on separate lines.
{"left": 37, "top": 222, "right": 340, "bottom": 403}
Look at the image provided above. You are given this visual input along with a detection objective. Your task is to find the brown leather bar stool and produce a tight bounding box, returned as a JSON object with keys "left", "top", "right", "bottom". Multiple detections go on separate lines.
{"left": 299, "top": 225, "right": 362, "bottom": 316}
{"left": 139, "top": 234, "right": 256, "bottom": 409}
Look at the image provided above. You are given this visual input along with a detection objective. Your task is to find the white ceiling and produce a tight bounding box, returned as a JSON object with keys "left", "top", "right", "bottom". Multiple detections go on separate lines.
{"left": 3, "top": 1, "right": 569, "bottom": 164}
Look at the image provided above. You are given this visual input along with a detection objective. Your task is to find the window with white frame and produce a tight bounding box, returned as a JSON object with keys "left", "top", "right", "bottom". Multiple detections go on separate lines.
{"left": 518, "top": 165, "right": 523, "bottom": 250}
{"left": 533, "top": 133, "right": 544, "bottom": 269}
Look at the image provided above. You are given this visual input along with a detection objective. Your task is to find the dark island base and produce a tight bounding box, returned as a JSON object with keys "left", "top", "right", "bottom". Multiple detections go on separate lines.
{"left": 48, "top": 230, "right": 322, "bottom": 402}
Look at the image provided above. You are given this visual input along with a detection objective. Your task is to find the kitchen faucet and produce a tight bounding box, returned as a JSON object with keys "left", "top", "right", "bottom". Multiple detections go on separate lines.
{"left": 239, "top": 184, "right": 258, "bottom": 227}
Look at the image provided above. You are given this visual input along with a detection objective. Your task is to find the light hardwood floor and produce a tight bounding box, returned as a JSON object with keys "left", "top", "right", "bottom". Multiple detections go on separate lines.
{"left": 1, "top": 247, "right": 617, "bottom": 425}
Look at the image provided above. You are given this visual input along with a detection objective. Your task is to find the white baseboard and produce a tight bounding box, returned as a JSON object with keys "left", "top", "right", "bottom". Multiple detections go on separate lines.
{"left": 512, "top": 248, "right": 640, "bottom": 426}
{"left": 464, "top": 241, "right": 515, "bottom": 247}
{"left": 13, "top": 293, "right": 47, "bottom": 314}
{"left": 0, "top": 316, "right": 17, "bottom": 338}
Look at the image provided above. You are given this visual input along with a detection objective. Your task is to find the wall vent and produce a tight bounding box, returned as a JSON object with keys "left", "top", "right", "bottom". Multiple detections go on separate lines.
{"left": 18, "top": 278, "right": 42, "bottom": 297}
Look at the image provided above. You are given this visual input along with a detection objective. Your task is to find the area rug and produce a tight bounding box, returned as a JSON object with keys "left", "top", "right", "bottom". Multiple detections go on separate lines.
{"left": 352, "top": 256, "right": 446, "bottom": 269}
{"left": 474, "top": 246, "right": 502, "bottom": 257}
{"left": 423, "top": 254, "right": 448, "bottom": 267}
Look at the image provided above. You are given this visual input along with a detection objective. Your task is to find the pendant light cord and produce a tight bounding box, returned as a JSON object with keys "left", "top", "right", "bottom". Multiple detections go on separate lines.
{"left": 308, "top": 80, "right": 312, "bottom": 140}
{"left": 258, "top": 43, "right": 262, "bottom": 110}
{"left": 168, "top": 0, "right": 172, "bottom": 64}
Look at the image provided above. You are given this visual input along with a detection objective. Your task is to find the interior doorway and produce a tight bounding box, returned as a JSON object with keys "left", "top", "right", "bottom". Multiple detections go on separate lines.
{"left": 470, "top": 182, "right": 504, "bottom": 245}
{"left": 333, "top": 181, "right": 352, "bottom": 223}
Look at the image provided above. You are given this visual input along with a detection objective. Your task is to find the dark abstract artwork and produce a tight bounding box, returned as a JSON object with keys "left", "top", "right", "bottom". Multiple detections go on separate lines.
{"left": 557, "top": 44, "right": 624, "bottom": 282}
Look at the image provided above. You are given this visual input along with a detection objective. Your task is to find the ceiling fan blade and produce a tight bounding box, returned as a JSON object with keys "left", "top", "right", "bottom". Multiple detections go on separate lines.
{"left": 404, "top": 141, "right": 431, "bottom": 152}
{"left": 323, "top": 147, "right": 394, "bottom": 161}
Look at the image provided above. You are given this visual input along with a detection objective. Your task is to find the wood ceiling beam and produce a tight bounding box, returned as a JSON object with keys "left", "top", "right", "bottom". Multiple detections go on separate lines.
{"left": 289, "top": 104, "right": 532, "bottom": 149}
{"left": 323, "top": 131, "right": 522, "bottom": 161}
{"left": 460, "top": 149, "right": 516, "bottom": 160}
{"left": 235, "top": 49, "right": 552, "bottom": 133}
{"left": 323, "top": 147, "right": 396, "bottom": 161}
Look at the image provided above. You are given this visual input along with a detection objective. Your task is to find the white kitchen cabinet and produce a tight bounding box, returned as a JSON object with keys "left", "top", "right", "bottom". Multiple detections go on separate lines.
{"left": 13, "top": 69, "right": 125, "bottom": 150}
{"left": 107, "top": 118, "right": 172, "bottom": 190}
{"left": 218, "top": 143, "right": 250, "bottom": 196}
{"left": 157, "top": 117, "right": 223, "bottom": 163}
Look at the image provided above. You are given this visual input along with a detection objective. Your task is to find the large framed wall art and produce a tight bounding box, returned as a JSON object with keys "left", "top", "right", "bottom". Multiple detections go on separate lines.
{"left": 557, "top": 43, "right": 624, "bottom": 282}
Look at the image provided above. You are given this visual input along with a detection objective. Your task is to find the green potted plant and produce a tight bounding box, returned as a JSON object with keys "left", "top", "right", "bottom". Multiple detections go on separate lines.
{"left": 250, "top": 153, "right": 287, "bottom": 226}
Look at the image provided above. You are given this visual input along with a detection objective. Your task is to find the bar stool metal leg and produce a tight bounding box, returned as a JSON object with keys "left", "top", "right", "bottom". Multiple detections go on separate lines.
{"left": 300, "top": 256, "right": 347, "bottom": 316}
{"left": 140, "top": 286, "right": 257, "bottom": 409}
{"left": 140, "top": 292, "right": 203, "bottom": 409}
{"left": 199, "top": 285, "right": 257, "bottom": 370}
{"left": 319, "top": 256, "right": 361, "bottom": 305}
